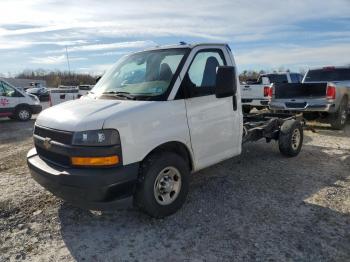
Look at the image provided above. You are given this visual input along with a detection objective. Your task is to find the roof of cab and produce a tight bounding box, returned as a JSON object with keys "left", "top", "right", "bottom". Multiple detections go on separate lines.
{"left": 143, "top": 42, "right": 230, "bottom": 51}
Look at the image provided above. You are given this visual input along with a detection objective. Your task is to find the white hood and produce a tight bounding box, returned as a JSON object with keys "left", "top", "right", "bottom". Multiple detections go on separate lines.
{"left": 36, "top": 97, "right": 153, "bottom": 131}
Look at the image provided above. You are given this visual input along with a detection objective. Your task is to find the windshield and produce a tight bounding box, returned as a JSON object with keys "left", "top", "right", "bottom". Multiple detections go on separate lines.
{"left": 304, "top": 68, "right": 350, "bottom": 82}
{"left": 92, "top": 48, "right": 188, "bottom": 98}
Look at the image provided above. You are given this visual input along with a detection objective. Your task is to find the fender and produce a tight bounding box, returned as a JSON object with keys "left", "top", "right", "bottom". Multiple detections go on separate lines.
{"left": 14, "top": 103, "right": 32, "bottom": 111}
{"left": 280, "top": 119, "right": 298, "bottom": 134}
{"left": 140, "top": 140, "right": 195, "bottom": 171}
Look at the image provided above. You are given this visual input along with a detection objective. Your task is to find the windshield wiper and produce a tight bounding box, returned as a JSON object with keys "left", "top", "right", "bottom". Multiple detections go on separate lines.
{"left": 102, "top": 91, "right": 135, "bottom": 100}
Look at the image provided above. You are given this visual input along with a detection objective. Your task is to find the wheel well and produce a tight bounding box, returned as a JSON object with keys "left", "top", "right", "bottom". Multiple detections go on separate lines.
{"left": 143, "top": 141, "right": 194, "bottom": 171}
{"left": 15, "top": 103, "right": 31, "bottom": 112}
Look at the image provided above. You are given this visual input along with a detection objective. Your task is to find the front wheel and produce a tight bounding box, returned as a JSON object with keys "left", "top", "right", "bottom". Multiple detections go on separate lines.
{"left": 15, "top": 107, "right": 32, "bottom": 121}
{"left": 278, "top": 120, "right": 303, "bottom": 157}
{"left": 134, "top": 152, "right": 189, "bottom": 218}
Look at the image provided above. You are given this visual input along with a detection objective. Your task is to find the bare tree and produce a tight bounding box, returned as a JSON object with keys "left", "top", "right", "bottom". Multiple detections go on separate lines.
{"left": 16, "top": 69, "right": 98, "bottom": 87}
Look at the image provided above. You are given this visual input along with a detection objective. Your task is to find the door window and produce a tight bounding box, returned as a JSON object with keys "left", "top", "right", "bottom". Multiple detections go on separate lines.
{"left": 290, "top": 73, "right": 301, "bottom": 83}
{"left": 187, "top": 50, "right": 226, "bottom": 97}
{"left": 298, "top": 74, "right": 303, "bottom": 82}
{"left": 0, "top": 82, "right": 17, "bottom": 97}
{"left": 267, "top": 74, "right": 288, "bottom": 84}
{"left": 0, "top": 85, "right": 4, "bottom": 96}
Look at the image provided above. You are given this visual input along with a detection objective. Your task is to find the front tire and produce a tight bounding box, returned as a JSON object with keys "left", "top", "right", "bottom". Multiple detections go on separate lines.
{"left": 135, "top": 152, "right": 189, "bottom": 218}
{"left": 15, "top": 107, "right": 32, "bottom": 121}
{"left": 278, "top": 120, "right": 303, "bottom": 157}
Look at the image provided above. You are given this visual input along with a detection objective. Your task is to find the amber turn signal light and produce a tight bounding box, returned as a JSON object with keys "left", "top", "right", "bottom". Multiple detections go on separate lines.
{"left": 71, "top": 155, "right": 119, "bottom": 166}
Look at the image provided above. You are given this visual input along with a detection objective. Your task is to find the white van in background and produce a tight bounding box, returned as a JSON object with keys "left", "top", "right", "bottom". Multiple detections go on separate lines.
{"left": 0, "top": 79, "right": 42, "bottom": 121}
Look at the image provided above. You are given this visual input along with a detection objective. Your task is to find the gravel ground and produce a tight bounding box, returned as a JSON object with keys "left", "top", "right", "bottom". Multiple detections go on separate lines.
{"left": 0, "top": 115, "right": 349, "bottom": 262}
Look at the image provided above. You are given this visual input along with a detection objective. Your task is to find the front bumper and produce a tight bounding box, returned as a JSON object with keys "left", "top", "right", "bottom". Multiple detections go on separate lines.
{"left": 30, "top": 105, "right": 42, "bottom": 114}
{"left": 27, "top": 148, "right": 139, "bottom": 210}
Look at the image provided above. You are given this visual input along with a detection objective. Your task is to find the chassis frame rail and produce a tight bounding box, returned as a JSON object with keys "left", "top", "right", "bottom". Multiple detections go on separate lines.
{"left": 243, "top": 112, "right": 304, "bottom": 143}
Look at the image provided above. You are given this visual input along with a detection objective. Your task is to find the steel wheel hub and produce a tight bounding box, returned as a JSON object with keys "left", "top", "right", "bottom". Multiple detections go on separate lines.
{"left": 19, "top": 110, "right": 29, "bottom": 120}
{"left": 291, "top": 128, "right": 301, "bottom": 150}
{"left": 154, "top": 166, "right": 182, "bottom": 205}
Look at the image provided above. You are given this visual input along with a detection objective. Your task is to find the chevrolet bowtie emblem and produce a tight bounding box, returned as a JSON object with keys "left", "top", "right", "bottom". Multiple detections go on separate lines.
{"left": 43, "top": 137, "right": 52, "bottom": 150}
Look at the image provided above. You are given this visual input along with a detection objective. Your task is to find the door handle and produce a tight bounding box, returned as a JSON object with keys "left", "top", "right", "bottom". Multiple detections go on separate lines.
{"left": 232, "top": 95, "right": 237, "bottom": 111}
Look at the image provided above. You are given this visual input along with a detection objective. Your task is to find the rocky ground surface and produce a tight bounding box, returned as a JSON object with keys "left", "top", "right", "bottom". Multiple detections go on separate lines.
{"left": 0, "top": 115, "right": 349, "bottom": 262}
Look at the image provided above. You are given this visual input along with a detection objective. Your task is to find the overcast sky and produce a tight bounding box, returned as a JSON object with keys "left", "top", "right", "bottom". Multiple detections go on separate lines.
{"left": 0, "top": 0, "right": 349, "bottom": 75}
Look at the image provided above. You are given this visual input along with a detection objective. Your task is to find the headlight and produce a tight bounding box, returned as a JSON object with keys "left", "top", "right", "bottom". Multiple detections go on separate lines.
{"left": 72, "top": 129, "right": 120, "bottom": 146}
{"left": 29, "top": 94, "right": 40, "bottom": 104}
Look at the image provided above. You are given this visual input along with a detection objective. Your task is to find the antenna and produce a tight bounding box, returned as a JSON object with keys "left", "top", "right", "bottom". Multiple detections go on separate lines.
{"left": 65, "top": 46, "right": 71, "bottom": 74}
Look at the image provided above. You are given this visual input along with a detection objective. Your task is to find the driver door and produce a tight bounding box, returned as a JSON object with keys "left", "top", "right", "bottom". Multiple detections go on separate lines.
{"left": 183, "top": 48, "right": 241, "bottom": 170}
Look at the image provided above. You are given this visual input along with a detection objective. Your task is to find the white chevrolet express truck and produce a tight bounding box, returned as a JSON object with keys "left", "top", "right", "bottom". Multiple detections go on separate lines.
{"left": 27, "top": 43, "right": 303, "bottom": 217}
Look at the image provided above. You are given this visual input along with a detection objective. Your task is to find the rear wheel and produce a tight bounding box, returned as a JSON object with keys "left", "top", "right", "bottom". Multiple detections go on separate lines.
{"left": 329, "top": 97, "right": 348, "bottom": 130}
{"left": 15, "top": 107, "right": 32, "bottom": 121}
{"left": 278, "top": 120, "right": 303, "bottom": 157}
{"left": 135, "top": 152, "right": 189, "bottom": 218}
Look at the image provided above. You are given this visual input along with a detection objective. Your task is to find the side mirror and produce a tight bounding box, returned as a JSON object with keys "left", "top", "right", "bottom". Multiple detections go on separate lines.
{"left": 215, "top": 66, "right": 237, "bottom": 98}
{"left": 95, "top": 76, "right": 102, "bottom": 83}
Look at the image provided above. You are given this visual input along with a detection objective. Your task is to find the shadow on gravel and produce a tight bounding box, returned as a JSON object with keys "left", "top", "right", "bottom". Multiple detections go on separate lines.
{"left": 58, "top": 140, "right": 350, "bottom": 261}
{"left": 0, "top": 119, "right": 35, "bottom": 144}
{"left": 305, "top": 119, "right": 350, "bottom": 138}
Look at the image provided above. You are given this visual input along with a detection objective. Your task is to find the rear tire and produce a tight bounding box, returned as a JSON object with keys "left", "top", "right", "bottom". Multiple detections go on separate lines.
{"left": 278, "top": 120, "right": 303, "bottom": 157}
{"left": 329, "top": 97, "right": 348, "bottom": 130}
{"left": 134, "top": 152, "right": 189, "bottom": 218}
{"left": 15, "top": 106, "right": 32, "bottom": 121}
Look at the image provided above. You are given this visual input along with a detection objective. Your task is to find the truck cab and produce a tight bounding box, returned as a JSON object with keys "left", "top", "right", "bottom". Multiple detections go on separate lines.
{"left": 27, "top": 43, "right": 303, "bottom": 217}
{"left": 0, "top": 79, "right": 42, "bottom": 121}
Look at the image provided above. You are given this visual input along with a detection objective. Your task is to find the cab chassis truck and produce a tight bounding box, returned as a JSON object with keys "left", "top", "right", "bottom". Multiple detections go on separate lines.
{"left": 27, "top": 43, "right": 303, "bottom": 218}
